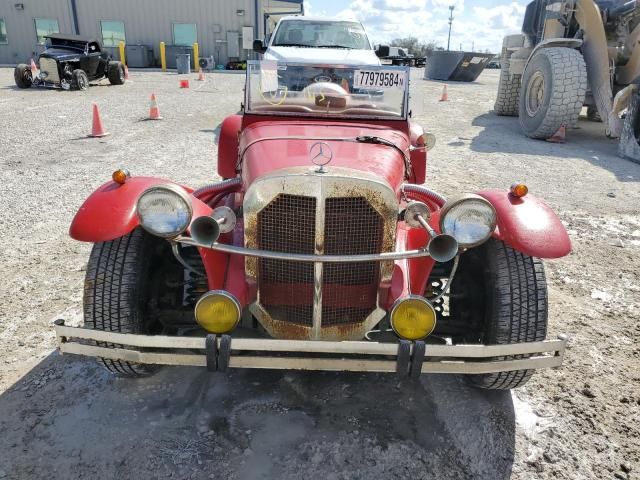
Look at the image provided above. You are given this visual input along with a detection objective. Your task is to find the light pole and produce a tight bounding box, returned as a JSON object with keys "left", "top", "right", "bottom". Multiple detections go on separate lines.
{"left": 447, "top": 5, "right": 454, "bottom": 51}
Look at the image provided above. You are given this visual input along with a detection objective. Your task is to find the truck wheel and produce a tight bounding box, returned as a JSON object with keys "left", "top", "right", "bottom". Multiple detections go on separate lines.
{"left": 494, "top": 41, "right": 521, "bottom": 116}
{"left": 519, "top": 47, "right": 586, "bottom": 139}
{"left": 449, "top": 239, "right": 548, "bottom": 390}
{"left": 618, "top": 85, "right": 640, "bottom": 164}
{"left": 107, "top": 61, "right": 125, "bottom": 85}
{"left": 72, "top": 69, "right": 89, "bottom": 90}
{"left": 83, "top": 228, "right": 179, "bottom": 377}
{"left": 14, "top": 64, "right": 33, "bottom": 88}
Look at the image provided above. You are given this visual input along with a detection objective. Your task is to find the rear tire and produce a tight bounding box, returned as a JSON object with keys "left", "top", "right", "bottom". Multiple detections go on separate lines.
{"left": 83, "top": 229, "right": 173, "bottom": 377}
{"left": 449, "top": 239, "right": 548, "bottom": 390}
{"left": 107, "top": 61, "right": 125, "bottom": 85}
{"left": 14, "top": 64, "right": 33, "bottom": 88}
{"left": 518, "top": 47, "right": 586, "bottom": 139}
{"left": 72, "top": 69, "right": 89, "bottom": 90}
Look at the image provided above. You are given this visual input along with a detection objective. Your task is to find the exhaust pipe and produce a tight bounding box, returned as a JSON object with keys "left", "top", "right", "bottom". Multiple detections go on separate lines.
{"left": 190, "top": 206, "right": 236, "bottom": 246}
{"left": 405, "top": 201, "right": 459, "bottom": 263}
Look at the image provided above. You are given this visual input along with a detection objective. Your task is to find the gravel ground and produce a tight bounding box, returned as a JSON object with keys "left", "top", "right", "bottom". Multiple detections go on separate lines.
{"left": 0, "top": 68, "right": 638, "bottom": 480}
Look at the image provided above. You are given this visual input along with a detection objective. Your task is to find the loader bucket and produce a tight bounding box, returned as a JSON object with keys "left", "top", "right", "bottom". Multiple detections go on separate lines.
{"left": 423, "top": 51, "right": 494, "bottom": 82}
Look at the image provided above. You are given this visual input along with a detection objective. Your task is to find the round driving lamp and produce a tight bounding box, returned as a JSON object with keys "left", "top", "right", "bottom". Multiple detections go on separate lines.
{"left": 439, "top": 194, "right": 497, "bottom": 248}
{"left": 136, "top": 184, "right": 192, "bottom": 238}
{"left": 195, "top": 291, "right": 241, "bottom": 334}
{"left": 390, "top": 296, "right": 437, "bottom": 341}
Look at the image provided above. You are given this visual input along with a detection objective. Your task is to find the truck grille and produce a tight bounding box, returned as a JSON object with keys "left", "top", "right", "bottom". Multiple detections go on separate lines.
{"left": 257, "top": 194, "right": 383, "bottom": 329}
{"left": 258, "top": 195, "right": 316, "bottom": 327}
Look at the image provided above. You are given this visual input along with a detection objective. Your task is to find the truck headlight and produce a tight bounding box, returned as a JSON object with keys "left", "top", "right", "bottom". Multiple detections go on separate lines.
{"left": 439, "top": 194, "right": 496, "bottom": 248}
{"left": 136, "top": 184, "right": 192, "bottom": 238}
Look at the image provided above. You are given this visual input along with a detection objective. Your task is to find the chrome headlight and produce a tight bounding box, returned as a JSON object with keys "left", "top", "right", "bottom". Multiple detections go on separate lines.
{"left": 439, "top": 194, "right": 497, "bottom": 248}
{"left": 136, "top": 184, "right": 192, "bottom": 238}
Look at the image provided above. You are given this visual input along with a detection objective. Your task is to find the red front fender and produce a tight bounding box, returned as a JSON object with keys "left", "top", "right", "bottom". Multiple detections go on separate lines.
{"left": 69, "top": 177, "right": 209, "bottom": 242}
{"left": 478, "top": 189, "right": 571, "bottom": 259}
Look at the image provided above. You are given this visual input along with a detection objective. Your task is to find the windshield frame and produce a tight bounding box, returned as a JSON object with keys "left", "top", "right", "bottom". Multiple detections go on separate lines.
{"left": 243, "top": 61, "right": 410, "bottom": 121}
{"left": 270, "top": 19, "right": 372, "bottom": 50}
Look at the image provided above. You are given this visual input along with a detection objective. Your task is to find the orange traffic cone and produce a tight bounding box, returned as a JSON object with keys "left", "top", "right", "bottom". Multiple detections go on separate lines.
{"left": 439, "top": 84, "right": 449, "bottom": 102}
{"left": 180, "top": 79, "right": 190, "bottom": 88}
{"left": 124, "top": 65, "right": 130, "bottom": 80}
{"left": 148, "top": 93, "right": 162, "bottom": 120}
{"left": 197, "top": 68, "right": 205, "bottom": 81}
{"left": 546, "top": 125, "right": 566, "bottom": 143}
{"left": 88, "top": 103, "right": 109, "bottom": 138}
{"left": 30, "top": 58, "right": 38, "bottom": 77}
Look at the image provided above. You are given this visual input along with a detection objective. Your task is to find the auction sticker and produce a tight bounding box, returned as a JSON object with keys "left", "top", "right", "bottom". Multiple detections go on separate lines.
{"left": 354, "top": 70, "right": 406, "bottom": 89}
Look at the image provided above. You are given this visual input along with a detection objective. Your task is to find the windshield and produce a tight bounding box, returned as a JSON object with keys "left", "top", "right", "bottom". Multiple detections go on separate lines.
{"left": 272, "top": 20, "right": 371, "bottom": 50}
{"left": 245, "top": 61, "right": 408, "bottom": 120}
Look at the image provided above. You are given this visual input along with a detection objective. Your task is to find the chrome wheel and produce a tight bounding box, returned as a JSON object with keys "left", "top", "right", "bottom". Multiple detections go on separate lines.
{"left": 525, "top": 71, "right": 545, "bottom": 117}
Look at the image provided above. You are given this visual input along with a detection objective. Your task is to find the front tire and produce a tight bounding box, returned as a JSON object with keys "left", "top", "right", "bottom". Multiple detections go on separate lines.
{"left": 450, "top": 239, "right": 548, "bottom": 390}
{"left": 83, "top": 229, "right": 175, "bottom": 377}
{"left": 518, "top": 47, "right": 586, "bottom": 139}
{"left": 72, "top": 69, "right": 89, "bottom": 90}
{"left": 14, "top": 64, "right": 33, "bottom": 88}
{"left": 107, "top": 61, "right": 125, "bottom": 85}
{"left": 494, "top": 36, "right": 522, "bottom": 116}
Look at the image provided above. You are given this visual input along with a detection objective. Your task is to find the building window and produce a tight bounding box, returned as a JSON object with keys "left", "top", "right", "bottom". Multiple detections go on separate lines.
{"left": 173, "top": 23, "right": 197, "bottom": 46}
{"left": 0, "top": 19, "right": 7, "bottom": 44}
{"left": 35, "top": 18, "right": 59, "bottom": 44}
{"left": 100, "top": 21, "right": 125, "bottom": 47}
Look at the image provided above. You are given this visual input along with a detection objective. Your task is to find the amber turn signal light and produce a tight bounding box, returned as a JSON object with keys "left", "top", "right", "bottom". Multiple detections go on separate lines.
{"left": 112, "top": 168, "right": 130, "bottom": 185}
{"left": 510, "top": 183, "right": 528, "bottom": 198}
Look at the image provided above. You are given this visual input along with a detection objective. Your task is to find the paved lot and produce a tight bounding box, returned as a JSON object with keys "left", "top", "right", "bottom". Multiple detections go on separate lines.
{"left": 0, "top": 68, "right": 638, "bottom": 479}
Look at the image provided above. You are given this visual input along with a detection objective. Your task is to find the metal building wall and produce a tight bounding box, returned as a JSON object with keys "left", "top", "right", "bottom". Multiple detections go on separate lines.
{"left": 75, "top": 0, "right": 257, "bottom": 65}
{"left": 0, "top": 1, "right": 75, "bottom": 65}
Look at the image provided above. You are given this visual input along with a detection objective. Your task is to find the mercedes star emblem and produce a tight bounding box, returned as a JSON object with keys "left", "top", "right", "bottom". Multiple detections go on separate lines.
{"left": 310, "top": 142, "right": 333, "bottom": 172}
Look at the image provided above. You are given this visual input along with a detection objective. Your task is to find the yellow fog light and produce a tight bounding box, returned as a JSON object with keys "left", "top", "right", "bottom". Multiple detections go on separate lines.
{"left": 195, "top": 291, "right": 241, "bottom": 334}
{"left": 390, "top": 296, "right": 437, "bottom": 340}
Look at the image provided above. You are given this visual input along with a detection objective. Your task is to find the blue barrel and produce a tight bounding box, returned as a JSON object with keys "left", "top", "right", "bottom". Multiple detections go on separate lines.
{"left": 176, "top": 54, "right": 191, "bottom": 74}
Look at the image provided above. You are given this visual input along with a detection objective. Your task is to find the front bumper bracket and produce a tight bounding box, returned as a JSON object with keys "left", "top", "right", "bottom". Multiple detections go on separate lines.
{"left": 53, "top": 320, "right": 567, "bottom": 376}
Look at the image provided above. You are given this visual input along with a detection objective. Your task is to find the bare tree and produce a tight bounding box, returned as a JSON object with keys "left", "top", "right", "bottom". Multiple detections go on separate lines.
{"left": 390, "top": 37, "right": 437, "bottom": 57}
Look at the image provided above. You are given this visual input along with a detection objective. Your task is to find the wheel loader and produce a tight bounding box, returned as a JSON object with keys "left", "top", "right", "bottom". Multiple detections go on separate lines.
{"left": 495, "top": 0, "right": 640, "bottom": 163}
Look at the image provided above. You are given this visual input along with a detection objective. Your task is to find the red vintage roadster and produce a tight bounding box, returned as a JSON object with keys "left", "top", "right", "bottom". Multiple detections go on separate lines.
{"left": 55, "top": 62, "right": 570, "bottom": 389}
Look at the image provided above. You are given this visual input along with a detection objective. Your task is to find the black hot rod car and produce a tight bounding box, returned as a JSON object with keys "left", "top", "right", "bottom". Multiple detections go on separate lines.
{"left": 14, "top": 34, "right": 126, "bottom": 91}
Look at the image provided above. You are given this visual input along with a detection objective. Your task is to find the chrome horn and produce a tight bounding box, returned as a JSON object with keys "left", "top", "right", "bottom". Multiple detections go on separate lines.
{"left": 190, "top": 206, "right": 237, "bottom": 246}
{"left": 404, "top": 201, "right": 459, "bottom": 263}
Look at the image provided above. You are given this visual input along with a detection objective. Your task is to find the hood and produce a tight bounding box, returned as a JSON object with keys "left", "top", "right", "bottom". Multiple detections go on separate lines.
{"left": 239, "top": 120, "right": 408, "bottom": 193}
{"left": 40, "top": 48, "right": 83, "bottom": 62}
{"left": 264, "top": 46, "right": 381, "bottom": 66}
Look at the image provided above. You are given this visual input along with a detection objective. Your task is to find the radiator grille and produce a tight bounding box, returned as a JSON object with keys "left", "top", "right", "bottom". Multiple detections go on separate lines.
{"left": 257, "top": 194, "right": 316, "bottom": 326}
{"left": 322, "top": 197, "right": 383, "bottom": 326}
{"left": 39, "top": 58, "right": 60, "bottom": 83}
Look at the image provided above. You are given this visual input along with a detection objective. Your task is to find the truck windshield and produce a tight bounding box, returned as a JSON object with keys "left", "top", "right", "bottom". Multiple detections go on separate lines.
{"left": 272, "top": 20, "right": 371, "bottom": 50}
{"left": 245, "top": 61, "right": 408, "bottom": 120}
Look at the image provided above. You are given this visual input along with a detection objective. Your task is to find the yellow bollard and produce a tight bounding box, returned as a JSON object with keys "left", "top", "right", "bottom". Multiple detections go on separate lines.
{"left": 192, "top": 42, "right": 199, "bottom": 72}
{"left": 160, "top": 42, "right": 167, "bottom": 72}
{"left": 119, "top": 41, "right": 126, "bottom": 66}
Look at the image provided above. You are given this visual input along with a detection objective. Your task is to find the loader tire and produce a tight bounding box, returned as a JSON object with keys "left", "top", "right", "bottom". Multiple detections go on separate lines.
{"left": 618, "top": 86, "right": 640, "bottom": 165}
{"left": 519, "top": 47, "right": 586, "bottom": 139}
{"left": 449, "top": 239, "right": 548, "bottom": 390}
{"left": 494, "top": 49, "right": 521, "bottom": 116}
{"left": 83, "top": 228, "right": 168, "bottom": 378}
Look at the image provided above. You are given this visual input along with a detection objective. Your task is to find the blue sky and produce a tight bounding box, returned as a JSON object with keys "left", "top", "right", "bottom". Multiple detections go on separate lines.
{"left": 303, "top": 0, "right": 529, "bottom": 53}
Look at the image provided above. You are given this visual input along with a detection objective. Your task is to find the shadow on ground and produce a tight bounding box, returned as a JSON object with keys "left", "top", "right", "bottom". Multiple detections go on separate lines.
{"left": 470, "top": 112, "right": 640, "bottom": 182}
{"left": 0, "top": 353, "right": 515, "bottom": 480}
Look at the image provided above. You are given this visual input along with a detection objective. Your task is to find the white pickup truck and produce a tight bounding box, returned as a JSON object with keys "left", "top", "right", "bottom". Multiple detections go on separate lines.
{"left": 253, "top": 16, "right": 387, "bottom": 66}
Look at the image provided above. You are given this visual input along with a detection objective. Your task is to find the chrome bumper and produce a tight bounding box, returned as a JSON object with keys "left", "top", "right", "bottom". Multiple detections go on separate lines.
{"left": 54, "top": 321, "right": 567, "bottom": 376}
